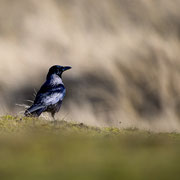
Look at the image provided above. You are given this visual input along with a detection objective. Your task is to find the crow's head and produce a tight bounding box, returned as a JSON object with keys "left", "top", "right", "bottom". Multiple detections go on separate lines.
{"left": 47, "top": 65, "right": 72, "bottom": 79}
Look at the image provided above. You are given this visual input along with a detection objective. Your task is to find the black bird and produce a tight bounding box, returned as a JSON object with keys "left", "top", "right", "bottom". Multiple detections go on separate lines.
{"left": 25, "top": 65, "right": 71, "bottom": 118}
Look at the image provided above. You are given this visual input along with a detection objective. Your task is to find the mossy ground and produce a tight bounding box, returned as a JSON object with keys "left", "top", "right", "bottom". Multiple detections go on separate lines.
{"left": 0, "top": 115, "right": 180, "bottom": 180}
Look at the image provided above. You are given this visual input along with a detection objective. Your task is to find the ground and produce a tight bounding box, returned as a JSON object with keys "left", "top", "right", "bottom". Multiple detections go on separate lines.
{"left": 0, "top": 115, "right": 180, "bottom": 180}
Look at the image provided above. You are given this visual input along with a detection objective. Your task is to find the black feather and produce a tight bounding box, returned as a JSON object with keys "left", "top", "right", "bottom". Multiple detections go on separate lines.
{"left": 25, "top": 65, "right": 71, "bottom": 118}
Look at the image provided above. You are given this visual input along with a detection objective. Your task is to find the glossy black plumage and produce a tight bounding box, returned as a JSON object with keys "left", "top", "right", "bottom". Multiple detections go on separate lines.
{"left": 25, "top": 65, "right": 71, "bottom": 118}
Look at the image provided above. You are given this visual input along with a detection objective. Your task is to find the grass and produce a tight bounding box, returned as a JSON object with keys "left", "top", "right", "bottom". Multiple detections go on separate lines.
{"left": 0, "top": 116, "right": 180, "bottom": 179}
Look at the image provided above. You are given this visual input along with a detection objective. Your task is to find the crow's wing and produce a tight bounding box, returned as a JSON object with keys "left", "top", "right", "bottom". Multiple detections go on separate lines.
{"left": 25, "top": 77, "right": 66, "bottom": 117}
{"left": 34, "top": 84, "right": 66, "bottom": 106}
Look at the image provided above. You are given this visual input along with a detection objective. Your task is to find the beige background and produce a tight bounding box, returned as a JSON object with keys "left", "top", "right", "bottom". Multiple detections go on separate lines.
{"left": 0, "top": 0, "right": 180, "bottom": 132}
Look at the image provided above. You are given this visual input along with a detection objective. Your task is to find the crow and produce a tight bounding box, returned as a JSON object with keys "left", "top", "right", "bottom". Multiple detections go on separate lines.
{"left": 25, "top": 65, "right": 71, "bottom": 118}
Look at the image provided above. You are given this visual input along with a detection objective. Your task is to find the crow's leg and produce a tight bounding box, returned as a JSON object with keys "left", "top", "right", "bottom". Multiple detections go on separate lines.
{"left": 51, "top": 112, "right": 55, "bottom": 119}
{"left": 51, "top": 112, "right": 57, "bottom": 125}
{"left": 51, "top": 101, "right": 62, "bottom": 125}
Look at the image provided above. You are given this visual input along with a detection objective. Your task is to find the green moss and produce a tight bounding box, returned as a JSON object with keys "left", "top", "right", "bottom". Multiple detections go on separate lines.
{"left": 0, "top": 115, "right": 180, "bottom": 180}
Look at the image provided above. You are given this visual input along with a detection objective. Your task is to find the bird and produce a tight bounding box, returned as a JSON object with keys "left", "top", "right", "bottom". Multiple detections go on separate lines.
{"left": 24, "top": 65, "right": 71, "bottom": 119}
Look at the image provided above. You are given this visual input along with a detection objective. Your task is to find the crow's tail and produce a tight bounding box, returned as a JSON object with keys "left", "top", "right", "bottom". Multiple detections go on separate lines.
{"left": 24, "top": 104, "right": 46, "bottom": 117}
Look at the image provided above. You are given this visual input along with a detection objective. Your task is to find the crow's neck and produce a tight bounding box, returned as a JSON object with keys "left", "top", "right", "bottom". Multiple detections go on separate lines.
{"left": 48, "top": 74, "right": 63, "bottom": 86}
{"left": 47, "top": 71, "right": 62, "bottom": 78}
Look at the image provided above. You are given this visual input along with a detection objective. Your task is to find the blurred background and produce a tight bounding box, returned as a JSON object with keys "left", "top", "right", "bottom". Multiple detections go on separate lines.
{"left": 1, "top": 0, "right": 180, "bottom": 132}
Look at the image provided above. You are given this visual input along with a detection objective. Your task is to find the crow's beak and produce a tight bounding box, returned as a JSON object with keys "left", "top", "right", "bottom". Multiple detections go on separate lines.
{"left": 63, "top": 66, "right": 72, "bottom": 71}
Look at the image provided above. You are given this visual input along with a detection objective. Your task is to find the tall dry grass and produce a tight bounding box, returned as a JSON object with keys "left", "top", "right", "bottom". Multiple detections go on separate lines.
{"left": 0, "top": 0, "right": 180, "bottom": 131}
